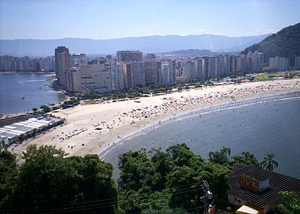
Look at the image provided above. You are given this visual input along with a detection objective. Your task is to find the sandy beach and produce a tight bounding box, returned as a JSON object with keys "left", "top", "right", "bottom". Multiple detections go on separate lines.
{"left": 11, "top": 79, "right": 300, "bottom": 158}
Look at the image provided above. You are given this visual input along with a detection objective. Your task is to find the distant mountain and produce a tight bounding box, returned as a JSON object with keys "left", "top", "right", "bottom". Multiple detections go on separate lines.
{"left": 162, "top": 49, "right": 213, "bottom": 55}
{"left": 0, "top": 34, "right": 269, "bottom": 57}
{"left": 242, "top": 23, "right": 300, "bottom": 65}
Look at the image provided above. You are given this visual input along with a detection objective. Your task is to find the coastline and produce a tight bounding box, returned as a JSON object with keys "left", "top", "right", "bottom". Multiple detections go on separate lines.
{"left": 98, "top": 90, "right": 300, "bottom": 160}
{"left": 0, "top": 72, "right": 68, "bottom": 117}
{"left": 10, "top": 79, "right": 300, "bottom": 158}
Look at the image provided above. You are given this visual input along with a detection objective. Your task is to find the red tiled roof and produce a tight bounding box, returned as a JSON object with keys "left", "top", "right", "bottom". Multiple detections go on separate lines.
{"left": 228, "top": 163, "right": 300, "bottom": 208}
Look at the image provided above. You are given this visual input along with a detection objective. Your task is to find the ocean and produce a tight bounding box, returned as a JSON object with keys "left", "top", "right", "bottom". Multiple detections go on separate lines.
{"left": 102, "top": 92, "right": 300, "bottom": 179}
{"left": 0, "top": 73, "right": 67, "bottom": 115}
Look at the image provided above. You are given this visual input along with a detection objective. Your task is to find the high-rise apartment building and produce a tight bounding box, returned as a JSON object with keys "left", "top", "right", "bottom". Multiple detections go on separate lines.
{"left": 144, "top": 59, "right": 160, "bottom": 85}
{"left": 66, "top": 61, "right": 112, "bottom": 94}
{"left": 183, "top": 60, "right": 196, "bottom": 81}
{"left": 269, "top": 56, "right": 290, "bottom": 71}
{"left": 236, "top": 55, "right": 248, "bottom": 73}
{"left": 294, "top": 56, "right": 300, "bottom": 69}
{"left": 160, "top": 60, "right": 176, "bottom": 84}
{"left": 55, "top": 46, "right": 71, "bottom": 86}
{"left": 192, "top": 57, "right": 203, "bottom": 80}
{"left": 123, "top": 62, "right": 145, "bottom": 89}
{"left": 247, "top": 51, "right": 264, "bottom": 72}
{"left": 111, "top": 63, "right": 125, "bottom": 91}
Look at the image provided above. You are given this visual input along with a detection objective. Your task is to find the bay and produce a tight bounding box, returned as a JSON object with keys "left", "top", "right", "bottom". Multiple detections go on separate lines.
{"left": 0, "top": 73, "right": 66, "bottom": 115}
{"left": 102, "top": 92, "right": 300, "bottom": 179}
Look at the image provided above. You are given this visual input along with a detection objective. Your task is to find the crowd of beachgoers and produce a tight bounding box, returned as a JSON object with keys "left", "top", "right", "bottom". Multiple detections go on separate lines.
{"left": 91, "top": 81, "right": 300, "bottom": 134}
{"left": 10, "top": 79, "right": 300, "bottom": 157}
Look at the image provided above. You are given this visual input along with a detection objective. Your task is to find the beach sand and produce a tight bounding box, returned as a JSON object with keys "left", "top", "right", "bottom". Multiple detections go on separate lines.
{"left": 11, "top": 79, "right": 300, "bottom": 158}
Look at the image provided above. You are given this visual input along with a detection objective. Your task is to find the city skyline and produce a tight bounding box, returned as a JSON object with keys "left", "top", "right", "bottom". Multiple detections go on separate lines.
{"left": 1, "top": 0, "right": 300, "bottom": 40}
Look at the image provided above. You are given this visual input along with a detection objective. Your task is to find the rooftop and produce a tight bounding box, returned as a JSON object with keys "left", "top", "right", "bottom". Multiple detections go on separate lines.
{"left": 228, "top": 163, "right": 300, "bottom": 208}
{"left": 0, "top": 116, "right": 63, "bottom": 140}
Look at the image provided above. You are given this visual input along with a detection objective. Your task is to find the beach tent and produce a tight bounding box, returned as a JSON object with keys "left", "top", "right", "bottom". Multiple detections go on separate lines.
{"left": 236, "top": 205, "right": 259, "bottom": 214}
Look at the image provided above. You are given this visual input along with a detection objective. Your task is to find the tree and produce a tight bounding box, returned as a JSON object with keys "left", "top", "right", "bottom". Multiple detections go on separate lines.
{"left": 276, "top": 191, "right": 300, "bottom": 214}
{"left": 2, "top": 145, "right": 118, "bottom": 214}
{"left": 18, "top": 133, "right": 25, "bottom": 142}
{"left": 40, "top": 105, "right": 51, "bottom": 113}
{"left": 208, "top": 147, "right": 231, "bottom": 165}
{"left": 0, "top": 151, "right": 18, "bottom": 208}
{"left": 233, "top": 151, "right": 260, "bottom": 167}
{"left": 261, "top": 153, "right": 278, "bottom": 172}
{"left": 118, "top": 144, "right": 231, "bottom": 213}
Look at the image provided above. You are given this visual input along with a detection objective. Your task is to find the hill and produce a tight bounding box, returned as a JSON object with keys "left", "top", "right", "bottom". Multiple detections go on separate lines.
{"left": 0, "top": 34, "right": 269, "bottom": 57}
{"left": 242, "top": 23, "right": 300, "bottom": 66}
{"left": 162, "top": 49, "right": 213, "bottom": 55}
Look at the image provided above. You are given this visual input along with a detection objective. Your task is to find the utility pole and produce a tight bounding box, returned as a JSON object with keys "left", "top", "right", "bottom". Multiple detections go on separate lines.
{"left": 201, "top": 180, "right": 215, "bottom": 214}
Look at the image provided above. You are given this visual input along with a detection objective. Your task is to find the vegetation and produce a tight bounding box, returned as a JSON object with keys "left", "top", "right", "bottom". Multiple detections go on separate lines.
{"left": 0, "top": 145, "right": 118, "bottom": 214}
{"left": 40, "top": 105, "right": 51, "bottom": 113}
{"left": 261, "top": 153, "right": 279, "bottom": 172}
{"left": 276, "top": 191, "right": 300, "bottom": 214}
{"left": 0, "top": 142, "right": 285, "bottom": 214}
{"left": 232, "top": 151, "right": 260, "bottom": 167}
{"left": 254, "top": 71, "right": 300, "bottom": 81}
{"left": 242, "top": 23, "right": 300, "bottom": 66}
{"left": 118, "top": 144, "right": 231, "bottom": 213}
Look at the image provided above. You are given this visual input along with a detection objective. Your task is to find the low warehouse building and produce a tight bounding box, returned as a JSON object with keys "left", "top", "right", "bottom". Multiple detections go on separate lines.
{"left": 0, "top": 115, "right": 64, "bottom": 145}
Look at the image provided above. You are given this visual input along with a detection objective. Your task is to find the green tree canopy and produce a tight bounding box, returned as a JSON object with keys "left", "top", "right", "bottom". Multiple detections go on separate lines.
{"left": 0, "top": 145, "right": 118, "bottom": 214}
{"left": 233, "top": 151, "right": 260, "bottom": 167}
{"left": 276, "top": 191, "right": 300, "bottom": 214}
{"left": 118, "top": 144, "right": 231, "bottom": 214}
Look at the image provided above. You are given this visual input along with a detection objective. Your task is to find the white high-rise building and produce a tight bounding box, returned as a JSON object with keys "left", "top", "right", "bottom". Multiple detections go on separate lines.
{"left": 160, "top": 60, "right": 176, "bottom": 84}
{"left": 66, "top": 61, "right": 112, "bottom": 94}
{"left": 111, "top": 63, "right": 125, "bottom": 91}
{"left": 183, "top": 60, "right": 196, "bottom": 81}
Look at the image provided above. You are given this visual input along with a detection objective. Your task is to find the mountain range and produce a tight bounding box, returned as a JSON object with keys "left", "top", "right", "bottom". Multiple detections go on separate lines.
{"left": 0, "top": 34, "right": 269, "bottom": 57}
{"left": 242, "top": 23, "right": 300, "bottom": 65}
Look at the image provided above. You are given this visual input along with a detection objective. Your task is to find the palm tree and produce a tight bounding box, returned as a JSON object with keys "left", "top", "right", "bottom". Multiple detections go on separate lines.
{"left": 221, "top": 146, "right": 231, "bottom": 158}
{"left": 261, "top": 153, "right": 278, "bottom": 172}
{"left": 209, "top": 146, "right": 231, "bottom": 164}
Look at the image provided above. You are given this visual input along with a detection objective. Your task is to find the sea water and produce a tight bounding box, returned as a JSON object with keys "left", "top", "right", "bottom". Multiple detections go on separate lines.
{"left": 0, "top": 73, "right": 66, "bottom": 115}
{"left": 102, "top": 92, "right": 300, "bottom": 179}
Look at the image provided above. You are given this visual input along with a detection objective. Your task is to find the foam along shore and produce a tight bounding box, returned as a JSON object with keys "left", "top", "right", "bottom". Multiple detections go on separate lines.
{"left": 11, "top": 79, "right": 300, "bottom": 158}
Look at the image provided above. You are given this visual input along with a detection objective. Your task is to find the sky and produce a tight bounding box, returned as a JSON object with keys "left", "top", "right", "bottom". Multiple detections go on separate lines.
{"left": 0, "top": 0, "right": 300, "bottom": 40}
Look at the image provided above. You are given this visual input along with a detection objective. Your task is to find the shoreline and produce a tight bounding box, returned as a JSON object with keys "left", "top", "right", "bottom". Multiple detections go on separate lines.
{"left": 99, "top": 90, "right": 300, "bottom": 160}
{"left": 10, "top": 79, "right": 300, "bottom": 158}
{"left": 0, "top": 71, "right": 56, "bottom": 74}
{"left": 0, "top": 73, "right": 68, "bottom": 117}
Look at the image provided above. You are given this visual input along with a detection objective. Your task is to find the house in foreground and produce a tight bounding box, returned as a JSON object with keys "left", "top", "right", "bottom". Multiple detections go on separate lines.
{"left": 228, "top": 163, "right": 300, "bottom": 213}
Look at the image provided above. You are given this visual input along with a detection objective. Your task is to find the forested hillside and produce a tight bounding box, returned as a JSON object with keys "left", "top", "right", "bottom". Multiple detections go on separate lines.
{"left": 242, "top": 23, "right": 300, "bottom": 66}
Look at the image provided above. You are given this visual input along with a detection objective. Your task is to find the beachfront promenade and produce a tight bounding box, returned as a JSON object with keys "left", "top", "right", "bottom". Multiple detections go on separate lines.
{"left": 11, "top": 79, "right": 300, "bottom": 157}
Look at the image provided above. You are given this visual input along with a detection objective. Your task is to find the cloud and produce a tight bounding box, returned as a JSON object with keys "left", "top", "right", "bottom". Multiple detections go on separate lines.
{"left": 196, "top": 29, "right": 208, "bottom": 33}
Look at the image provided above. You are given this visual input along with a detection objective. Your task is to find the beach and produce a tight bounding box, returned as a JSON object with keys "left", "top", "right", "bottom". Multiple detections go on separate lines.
{"left": 11, "top": 79, "right": 300, "bottom": 158}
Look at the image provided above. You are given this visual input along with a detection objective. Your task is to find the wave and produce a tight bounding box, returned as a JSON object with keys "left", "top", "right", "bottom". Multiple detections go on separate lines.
{"left": 19, "top": 79, "right": 47, "bottom": 83}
